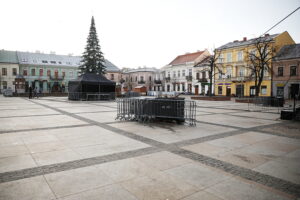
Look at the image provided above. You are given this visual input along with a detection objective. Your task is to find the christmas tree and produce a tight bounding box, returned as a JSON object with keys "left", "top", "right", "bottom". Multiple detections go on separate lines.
{"left": 79, "top": 16, "right": 106, "bottom": 75}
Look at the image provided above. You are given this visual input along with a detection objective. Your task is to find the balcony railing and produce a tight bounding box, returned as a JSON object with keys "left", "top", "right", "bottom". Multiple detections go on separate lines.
{"left": 165, "top": 77, "right": 171, "bottom": 82}
{"left": 198, "top": 78, "right": 207, "bottom": 83}
{"left": 138, "top": 80, "right": 145, "bottom": 84}
{"left": 186, "top": 76, "right": 193, "bottom": 81}
{"left": 154, "top": 80, "right": 162, "bottom": 84}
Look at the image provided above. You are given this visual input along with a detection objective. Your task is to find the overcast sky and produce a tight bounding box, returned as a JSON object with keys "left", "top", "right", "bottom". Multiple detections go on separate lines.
{"left": 1, "top": 0, "right": 299, "bottom": 68}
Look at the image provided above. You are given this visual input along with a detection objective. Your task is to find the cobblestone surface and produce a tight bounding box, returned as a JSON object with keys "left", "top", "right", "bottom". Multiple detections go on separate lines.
{"left": 171, "top": 148, "right": 300, "bottom": 197}
{"left": 0, "top": 147, "right": 159, "bottom": 184}
{"left": 1, "top": 98, "right": 298, "bottom": 198}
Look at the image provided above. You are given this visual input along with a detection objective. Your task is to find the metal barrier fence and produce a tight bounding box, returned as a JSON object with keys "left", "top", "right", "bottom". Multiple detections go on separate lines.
{"left": 116, "top": 98, "right": 197, "bottom": 126}
{"left": 243, "top": 97, "right": 284, "bottom": 113}
{"left": 68, "top": 92, "right": 115, "bottom": 101}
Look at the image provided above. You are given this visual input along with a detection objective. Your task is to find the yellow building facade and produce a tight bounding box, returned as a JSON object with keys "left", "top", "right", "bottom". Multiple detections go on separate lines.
{"left": 214, "top": 31, "right": 295, "bottom": 97}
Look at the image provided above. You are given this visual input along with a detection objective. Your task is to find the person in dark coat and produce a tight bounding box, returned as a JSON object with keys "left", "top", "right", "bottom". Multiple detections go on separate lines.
{"left": 29, "top": 86, "right": 32, "bottom": 99}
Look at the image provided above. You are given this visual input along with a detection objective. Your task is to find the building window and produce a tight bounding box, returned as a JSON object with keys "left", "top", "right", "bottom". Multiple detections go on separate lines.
{"left": 2, "top": 68, "right": 7, "bottom": 76}
{"left": 290, "top": 66, "right": 297, "bottom": 76}
{"left": 196, "top": 72, "right": 200, "bottom": 79}
{"left": 277, "top": 87, "right": 284, "bottom": 97}
{"left": 2, "top": 81, "right": 7, "bottom": 89}
{"left": 218, "top": 86, "right": 222, "bottom": 95}
{"left": 227, "top": 53, "right": 232, "bottom": 62}
{"left": 62, "top": 71, "right": 65, "bottom": 77}
{"left": 47, "top": 70, "right": 51, "bottom": 76}
{"left": 177, "top": 84, "right": 180, "bottom": 91}
{"left": 182, "top": 83, "right": 185, "bottom": 92}
{"left": 239, "top": 67, "right": 245, "bottom": 77}
{"left": 54, "top": 69, "right": 58, "bottom": 77}
{"left": 202, "top": 72, "right": 206, "bottom": 79}
{"left": 110, "top": 74, "right": 114, "bottom": 80}
{"left": 278, "top": 67, "right": 283, "bottom": 76}
{"left": 188, "top": 69, "right": 192, "bottom": 76}
{"left": 58, "top": 61, "right": 62, "bottom": 64}
{"left": 140, "top": 76, "right": 144, "bottom": 82}
{"left": 177, "top": 70, "right": 180, "bottom": 77}
{"left": 173, "top": 71, "right": 176, "bottom": 78}
{"left": 31, "top": 68, "right": 36, "bottom": 76}
{"left": 149, "top": 76, "right": 152, "bottom": 81}
{"left": 12, "top": 68, "right": 17, "bottom": 76}
{"left": 39, "top": 69, "right": 43, "bottom": 76}
{"left": 218, "top": 54, "right": 224, "bottom": 63}
{"left": 261, "top": 85, "right": 267, "bottom": 95}
{"left": 237, "top": 51, "right": 243, "bottom": 61}
{"left": 226, "top": 67, "right": 232, "bottom": 78}
{"left": 69, "top": 71, "right": 73, "bottom": 78}
{"left": 42, "top": 60, "right": 48, "bottom": 63}
{"left": 167, "top": 72, "right": 170, "bottom": 78}
{"left": 50, "top": 61, "right": 56, "bottom": 64}
{"left": 23, "top": 69, "right": 28, "bottom": 76}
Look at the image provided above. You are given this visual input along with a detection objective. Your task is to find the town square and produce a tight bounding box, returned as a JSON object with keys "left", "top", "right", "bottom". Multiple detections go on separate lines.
{"left": 0, "top": 0, "right": 300, "bottom": 199}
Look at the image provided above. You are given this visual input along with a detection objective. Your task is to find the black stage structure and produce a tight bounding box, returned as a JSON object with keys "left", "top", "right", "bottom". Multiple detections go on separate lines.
{"left": 68, "top": 73, "right": 116, "bottom": 100}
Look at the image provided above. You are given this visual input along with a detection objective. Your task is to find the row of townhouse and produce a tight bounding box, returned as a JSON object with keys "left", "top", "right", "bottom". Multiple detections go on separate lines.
{"left": 119, "top": 50, "right": 212, "bottom": 95}
{"left": 0, "top": 50, "right": 121, "bottom": 93}
{"left": 214, "top": 31, "right": 299, "bottom": 99}
{"left": 120, "top": 31, "right": 299, "bottom": 99}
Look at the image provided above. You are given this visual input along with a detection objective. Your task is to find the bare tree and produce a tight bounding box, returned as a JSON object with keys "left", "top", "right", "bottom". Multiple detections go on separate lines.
{"left": 194, "top": 49, "right": 223, "bottom": 96}
{"left": 247, "top": 36, "right": 275, "bottom": 96}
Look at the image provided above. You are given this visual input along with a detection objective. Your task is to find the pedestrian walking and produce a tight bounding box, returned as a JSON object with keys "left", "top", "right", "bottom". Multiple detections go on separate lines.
{"left": 29, "top": 86, "right": 32, "bottom": 99}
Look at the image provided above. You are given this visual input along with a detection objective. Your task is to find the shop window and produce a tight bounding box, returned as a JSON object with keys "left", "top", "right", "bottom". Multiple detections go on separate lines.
{"left": 2, "top": 81, "right": 7, "bottom": 89}
{"left": 23, "top": 69, "right": 28, "bottom": 76}
{"left": 218, "top": 86, "right": 222, "bottom": 95}
{"left": 261, "top": 86, "right": 267, "bottom": 95}
{"left": 277, "top": 87, "right": 284, "bottom": 97}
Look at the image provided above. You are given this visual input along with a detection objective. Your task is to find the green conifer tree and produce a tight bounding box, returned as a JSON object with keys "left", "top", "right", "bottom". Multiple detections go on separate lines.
{"left": 79, "top": 16, "right": 106, "bottom": 75}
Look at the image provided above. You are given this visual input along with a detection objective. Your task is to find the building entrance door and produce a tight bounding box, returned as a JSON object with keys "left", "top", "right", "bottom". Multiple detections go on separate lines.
{"left": 226, "top": 87, "right": 231, "bottom": 96}
{"left": 236, "top": 85, "right": 244, "bottom": 97}
{"left": 195, "top": 85, "right": 199, "bottom": 95}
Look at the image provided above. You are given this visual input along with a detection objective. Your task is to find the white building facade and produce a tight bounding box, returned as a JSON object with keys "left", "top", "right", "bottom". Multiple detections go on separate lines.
{"left": 161, "top": 50, "right": 210, "bottom": 94}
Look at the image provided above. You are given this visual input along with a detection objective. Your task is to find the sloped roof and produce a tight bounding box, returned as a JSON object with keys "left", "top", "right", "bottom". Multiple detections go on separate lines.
{"left": 15, "top": 51, "right": 120, "bottom": 72}
{"left": 274, "top": 44, "right": 300, "bottom": 61}
{"left": 17, "top": 51, "right": 81, "bottom": 66}
{"left": 0, "top": 50, "right": 18, "bottom": 63}
{"left": 69, "top": 73, "right": 115, "bottom": 85}
{"left": 123, "top": 67, "right": 158, "bottom": 73}
{"left": 169, "top": 51, "right": 205, "bottom": 65}
{"left": 217, "top": 34, "right": 279, "bottom": 50}
{"left": 194, "top": 55, "right": 211, "bottom": 67}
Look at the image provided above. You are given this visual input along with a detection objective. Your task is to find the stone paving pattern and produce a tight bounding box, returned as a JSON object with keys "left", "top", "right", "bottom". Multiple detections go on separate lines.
{"left": 0, "top": 96, "right": 300, "bottom": 200}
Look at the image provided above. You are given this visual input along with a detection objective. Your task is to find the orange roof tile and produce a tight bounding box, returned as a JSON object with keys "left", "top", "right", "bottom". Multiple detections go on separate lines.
{"left": 169, "top": 51, "right": 204, "bottom": 65}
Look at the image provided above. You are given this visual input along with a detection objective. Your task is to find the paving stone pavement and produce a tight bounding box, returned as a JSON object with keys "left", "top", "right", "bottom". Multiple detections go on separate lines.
{"left": 0, "top": 96, "right": 299, "bottom": 200}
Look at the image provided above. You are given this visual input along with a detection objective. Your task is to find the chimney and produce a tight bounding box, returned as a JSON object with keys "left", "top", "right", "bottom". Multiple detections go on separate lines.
{"left": 265, "top": 33, "right": 270, "bottom": 37}
{"left": 243, "top": 37, "right": 247, "bottom": 41}
{"left": 233, "top": 40, "right": 238, "bottom": 43}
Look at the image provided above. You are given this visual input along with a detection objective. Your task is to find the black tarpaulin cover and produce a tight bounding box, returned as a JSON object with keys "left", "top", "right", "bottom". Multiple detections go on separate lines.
{"left": 68, "top": 73, "right": 116, "bottom": 100}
